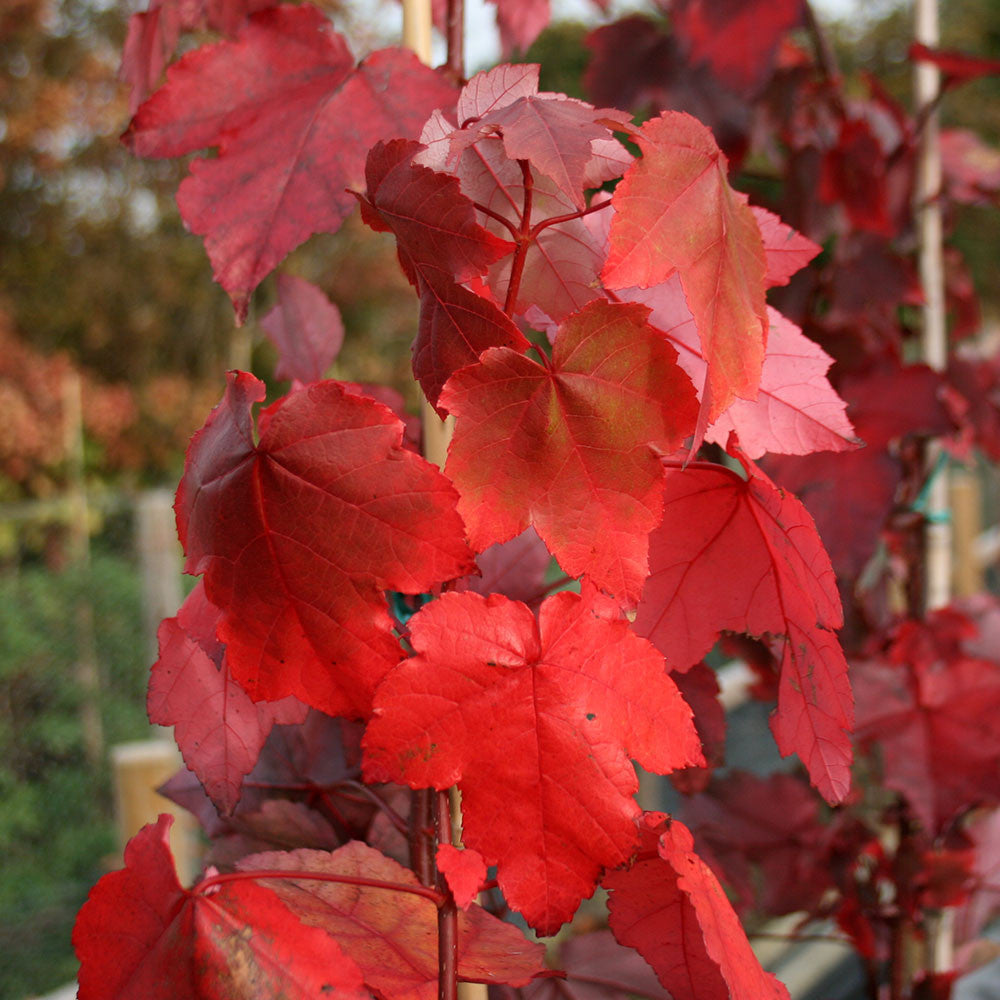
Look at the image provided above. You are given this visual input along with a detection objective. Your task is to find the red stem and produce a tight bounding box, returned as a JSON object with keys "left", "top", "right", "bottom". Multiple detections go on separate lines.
{"left": 503, "top": 161, "right": 534, "bottom": 316}
{"left": 445, "top": 0, "right": 464, "bottom": 83}
{"left": 334, "top": 780, "right": 409, "bottom": 836}
{"left": 436, "top": 790, "right": 458, "bottom": 1000}
{"left": 471, "top": 201, "right": 520, "bottom": 240}
{"left": 412, "top": 788, "right": 436, "bottom": 886}
{"left": 195, "top": 869, "right": 444, "bottom": 906}
{"left": 528, "top": 197, "right": 612, "bottom": 240}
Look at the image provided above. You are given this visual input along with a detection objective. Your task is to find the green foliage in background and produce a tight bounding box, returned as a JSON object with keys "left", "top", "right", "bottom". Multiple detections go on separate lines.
{"left": 0, "top": 552, "right": 149, "bottom": 999}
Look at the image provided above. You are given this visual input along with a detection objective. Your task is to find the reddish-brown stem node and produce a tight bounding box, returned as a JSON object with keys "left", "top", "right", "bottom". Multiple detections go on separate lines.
{"left": 528, "top": 197, "right": 613, "bottom": 240}
{"left": 445, "top": 0, "right": 464, "bottom": 84}
{"left": 472, "top": 202, "right": 520, "bottom": 240}
{"left": 436, "top": 789, "right": 459, "bottom": 1000}
{"left": 503, "top": 160, "right": 534, "bottom": 316}
{"left": 194, "top": 869, "right": 444, "bottom": 906}
{"left": 412, "top": 788, "right": 436, "bottom": 886}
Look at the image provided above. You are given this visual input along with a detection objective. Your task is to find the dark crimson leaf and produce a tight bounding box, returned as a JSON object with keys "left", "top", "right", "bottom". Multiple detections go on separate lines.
{"left": 505, "top": 929, "right": 673, "bottom": 1000}
{"left": 852, "top": 610, "right": 1000, "bottom": 832}
{"left": 909, "top": 42, "right": 1000, "bottom": 86}
{"left": 604, "top": 813, "right": 791, "bottom": 1000}
{"left": 603, "top": 112, "right": 768, "bottom": 421}
{"left": 74, "top": 815, "right": 369, "bottom": 1000}
{"left": 148, "top": 585, "right": 309, "bottom": 814}
{"left": 363, "top": 590, "right": 703, "bottom": 934}
{"left": 819, "top": 118, "right": 894, "bottom": 237}
{"left": 672, "top": 0, "right": 804, "bottom": 95}
{"left": 669, "top": 663, "right": 726, "bottom": 795}
{"left": 439, "top": 299, "right": 698, "bottom": 603}
{"left": 124, "top": 5, "right": 456, "bottom": 320}
{"left": 240, "top": 842, "right": 546, "bottom": 999}
{"left": 634, "top": 450, "right": 853, "bottom": 803}
{"left": 765, "top": 364, "right": 952, "bottom": 578}
{"left": 358, "top": 138, "right": 527, "bottom": 408}
{"left": 456, "top": 527, "right": 553, "bottom": 604}
{"left": 260, "top": 273, "right": 344, "bottom": 386}
{"left": 175, "top": 372, "right": 474, "bottom": 717}
{"left": 583, "top": 17, "right": 753, "bottom": 164}
{"left": 684, "top": 771, "right": 833, "bottom": 916}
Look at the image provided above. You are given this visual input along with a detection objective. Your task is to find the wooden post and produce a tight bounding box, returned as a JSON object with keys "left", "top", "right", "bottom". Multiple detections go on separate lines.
{"left": 135, "top": 489, "right": 184, "bottom": 664}
{"left": 914, "top": 0, "right": 951, "bottom": 615}
{"left": 111, "top": 741, "right": 199, "bottom": 884}
{"left": 950, "top": 469, "right": 983, "bottom": 597}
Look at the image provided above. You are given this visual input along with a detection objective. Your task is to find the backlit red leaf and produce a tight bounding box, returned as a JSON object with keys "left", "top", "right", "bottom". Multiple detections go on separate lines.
{"left": 240, "top": 842, "right": 546, "bottom": 999}
{"left": 634, "top": 452, "right": 853, "bottom": 802}
{"left": 436, "top": 844, "right": 488, "bottom": 909}
{"left": 124, "top": 4, "right": 456, "bottom": 320}
{"left": 440, "top": 299, "right": 698, "bottom": 602}
{"left": 363, "top": 589, "right": 703, "bottom": 934}
{"left": 604, "top": 812, "right": 790, "bottom": 1000}
{"left": 602, "top": 112, "right": 768, "bottom": 419}
{"left": 175, "top": 372, "right": 474, "bottom": 717}
{"left": 74, "top": 815, "right": 369, "bottom": 1000}
{"left": 622, "top": 277, "right": 858, "bottom": 458}
{"left": 751, "top": 206, "right": 822, "bottom": 288}
{"left": 260, "top": 274, "right": 344, "bottom": 386}
{"left": 148, "top": 585, "right": 309, "bottom": 814}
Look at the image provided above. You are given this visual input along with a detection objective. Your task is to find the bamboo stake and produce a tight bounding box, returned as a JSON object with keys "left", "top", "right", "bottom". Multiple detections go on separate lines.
{"left": 914, "top": 0, "right": 951, "bottom": 615}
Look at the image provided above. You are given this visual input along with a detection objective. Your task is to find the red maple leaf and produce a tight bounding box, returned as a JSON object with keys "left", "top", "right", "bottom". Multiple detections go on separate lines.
{"left": 621, "top": 276, "right": 858, "bottom": 458}
{"left": 819, "top": 117, "right": 895, "bottom": 237}
{"left": 436, "top": 844, "right": 488, "bottom": 909}
{"left": 456, "top": 527, "right": 553, "bottom": 605}
{"left": 602, "top": 112, "right": 768, "bottom": 421}
{"left": 239, "top": 841, "right": 546, "bottom": 999}
{"left": 672, "top": 0, "right": 805, "bottom": 95}
{"left": 175, "top": 372, "right": 474, "bottom": 717}
{"left": 517, "top": 929, "right": 673, "bottom": 1000}
{"left": 603, "top": 812, "right": 791, "bottom": 1000}
{"left": 119, "top": 0, "right": 273, "bottom": 112}
{"left": 751, "top": 206, "right": 822, "bottom": 288}
{"left": 260, "top": 274, "right": 344, "bottom": 387}
{"left": 684, "top": 771, "right": 834, "bottom": 916}
{"left": 73, "top": 814, "right": 369, "bottom": 1000}
{"left": 148, "top": 583, "right": 310, "bottom": 814}
{"left": 633, "top": 448, "right": 853, "bottom": 803}
{"left": 362, "top": 589, "right": 703, "bottom": 934}
{"left": 358, "top": 138, "right": 527, "bottom": 408}
{"left": 124, "top": 5, "right": 456, "bottom": 320}
{"left": 448, "top": 91, "right": 630, "bottom": 209}
{"left": 439, "top": 299, "right": 698, "bottom": 603}
{"left": 852, "top": 610, "right": 1000, "bottom": 832}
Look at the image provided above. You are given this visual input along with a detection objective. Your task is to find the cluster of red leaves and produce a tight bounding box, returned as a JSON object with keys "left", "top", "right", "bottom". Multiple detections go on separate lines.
{"left": 74, "top": 1, "right": 1000, "bottom": 999}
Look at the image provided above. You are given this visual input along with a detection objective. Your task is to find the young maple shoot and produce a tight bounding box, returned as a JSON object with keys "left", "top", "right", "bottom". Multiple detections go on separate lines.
{"left": 72, "top": 2, "right": 1000, "bottom": 1000}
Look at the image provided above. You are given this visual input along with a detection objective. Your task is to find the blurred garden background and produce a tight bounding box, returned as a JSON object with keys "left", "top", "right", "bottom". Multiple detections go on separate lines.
{"left": 2, "top": 0, "right": 1000, "bottom": 996}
